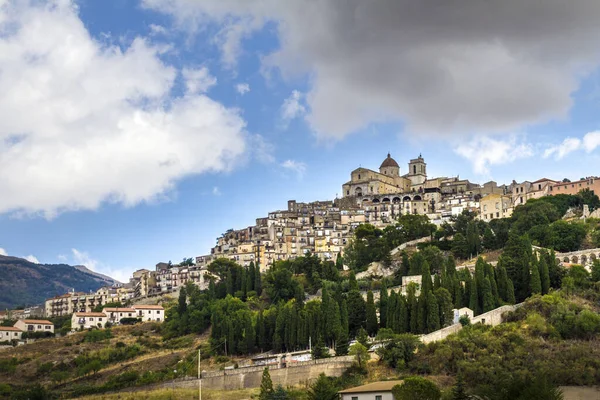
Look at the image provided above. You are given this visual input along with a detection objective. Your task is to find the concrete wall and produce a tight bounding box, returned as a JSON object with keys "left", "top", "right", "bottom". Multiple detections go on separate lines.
{"left": 159, "top": 356, "right": 355, "bottom": 391}
{"left": 420, "top": 304, "right": 520, "bottom": 345}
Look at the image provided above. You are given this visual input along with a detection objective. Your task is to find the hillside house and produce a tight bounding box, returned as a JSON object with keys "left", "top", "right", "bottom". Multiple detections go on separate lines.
{"left": 132, "top": 305, "right": 164, "bottom": 322}
{"left": 0, "top": 327, "right": 22, "bottom": 341}
{"left": 72, "top": 312, "right": 108, "bottom": 331}
{"left": 102, "top": 307, "right": 137, "bottom": 323}
{"left": 338, "top": 380, "right": 404, "bottom": 400}
{"left": 14, "top": 319, "right": 54, "bottom": 334}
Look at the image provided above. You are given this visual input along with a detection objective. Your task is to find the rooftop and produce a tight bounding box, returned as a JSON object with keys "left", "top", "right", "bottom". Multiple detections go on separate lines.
{"left": 338, "top": 380, "right": 404, "bottom": 394}
{"left": 74, "top": 312, "right": 107, "bottom": 317}
{"left": 380, "top": 153, "right": 399, "bottom": 169}
{"left": 0, "top": 326, "right": 22, "bottom": 331}
{"left": 133, "top": 305, "right": 164, "bottom": 310}
{"left": 19, "top": 319, "right": 53, "bottom": 325}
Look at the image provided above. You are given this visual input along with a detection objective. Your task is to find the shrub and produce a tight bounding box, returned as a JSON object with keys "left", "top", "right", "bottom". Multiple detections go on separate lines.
{"left": 0, "top": 357, "right": 18, "bottom": 374}
{"left": 83, "top": 329, "right": 112, "bottom": 343}
{"left": 119, "top": 317, "right": 141, "bottom": 325}
{"left": 392, "top": 377, "right": 441, "bottom": 400}
{"left": 21, "top": 331, "right": 55, "bottom": 340}
{"left": 36, "top": 362, "right": 53, "bottom": 376}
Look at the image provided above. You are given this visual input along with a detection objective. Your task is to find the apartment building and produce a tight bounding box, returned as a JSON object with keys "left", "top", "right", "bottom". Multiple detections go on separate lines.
{"left": 45, "top": 286, "right": 134, "bottom": 318}
{"left": 14, "top": 319, "right": 54, "bottom": 334}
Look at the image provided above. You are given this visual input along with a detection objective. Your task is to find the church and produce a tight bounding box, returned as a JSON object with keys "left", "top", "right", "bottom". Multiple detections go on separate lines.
{"left": 342, "top": 153, "right": 428, "bottom": 198}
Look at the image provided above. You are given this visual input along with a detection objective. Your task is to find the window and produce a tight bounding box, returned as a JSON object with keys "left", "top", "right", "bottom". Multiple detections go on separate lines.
{"left": 346, "top": 190, "right": 349, "bottom": 195}
{"left": 376, "top": 396, "right": 382, "bottom": 400}
{"left": 157, "top": 310, "right": 161, "bottom": 314}
{"left": 352, "top": 397, "right": 358, "bottom": 400}
{"left": 358, "top": 174, "right": 361, "bottom": 179}
{"left": 37, "top": 325, "right": 41, "bottom": 329}
{"left": 99, "top": 318, "right": 103, "bottom": 321}
{"left": 496, "top": 212, "right": 499, "bottom": 218}
{"left": 483, "top": 205, "right": 487, "bottom": 211}
{"left": 45, "top": 326, "right": 51, "bottom": 330}
{"left": 89, "top": 318, "right": 93, "bottom": 321}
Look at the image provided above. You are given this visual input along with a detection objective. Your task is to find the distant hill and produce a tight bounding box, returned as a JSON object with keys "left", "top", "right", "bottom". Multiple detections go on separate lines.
{"left": 0, "top": 255, "right": 120, "bottom": 309}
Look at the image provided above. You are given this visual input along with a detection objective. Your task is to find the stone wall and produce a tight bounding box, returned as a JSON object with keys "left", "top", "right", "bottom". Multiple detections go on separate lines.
{"left": 420, "top": 304, "right": 520, "bottom": 345}
{"left": 158, "top": 356, "right": 355, "bottom": 391}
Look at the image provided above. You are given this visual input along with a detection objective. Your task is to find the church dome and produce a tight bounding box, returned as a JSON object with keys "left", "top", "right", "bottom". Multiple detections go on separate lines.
{"left": 380, "top": 153, "right": 399, "bottom": 169}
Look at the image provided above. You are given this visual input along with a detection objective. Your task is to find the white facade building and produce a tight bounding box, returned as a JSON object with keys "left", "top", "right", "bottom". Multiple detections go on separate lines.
{"left": 14, "top": 319, "right": 54, "bottom": 334}
{"left": 0, "top": 327, "right": 22, "bottom": 341}
{"left": 72, "top": 312, "right": 108, "bottom": 331}
{"left": 132, "top": 305, "right": 164, "bottom": 322}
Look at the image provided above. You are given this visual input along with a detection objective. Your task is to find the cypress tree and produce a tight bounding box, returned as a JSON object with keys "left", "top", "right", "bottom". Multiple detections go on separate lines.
{"left": 453, "top": 278, "right": 463, "bottom": 308}
{"left": 451, "top": 374, "right": 469, "bottom": 400}
{"left": 245, "top": 315, "right": 255, "bottom": 354}
{"left": 366, "top": 291, "right": 378, "bottom": 336}
{"left": 248, "top": 261, "right": 256, "bottom": 292}
{"left": 482, "top": 227, "right": 497, "bottom": 250}
{"left": 349, "top": 271, "right": 359, "bottom": 291}
{"left": 259, "top": 368, "right": 274, "bottom": 400}
{"left": 257, "top": 310, "right": 266, "bottom": 351}
{"left": 336, "top": 254, "right": 344, "bottom": 270}
{"left": 539, "top": 256, "right": 550, "bottom": 295}
{"left": 435, "top": 287, "right": 454, "bottom": 327}
{"left": 387, "top": 290, "right": 398, "bottom": 331}
{"left": 469, "top": 277, "right": 479, "bottom": 316}
{"left": 379, "top": 281, "right": 389, "bottom": 329}
{"left": 433, "top": 274, "right": 442, "bottom": 290}
{"left": 347, "top": 290, "right": 366, "bottom": 337}
{"left": 410, "top": 252, "right": 426, "bottom": 275}
{"left": 241, "top": 267, "right": 248, "bottom": 297}
{"left": 506, "top": 279, "right": 516, "bottom": 304}
{"left": 496, "top": 262, "right": 509, "bottom": 302}
{"left": 482, "top": 277, "right": 495, "bottom": 313}
{"left": 255, "top": 267, "right": 262, "bottom": 296}
{"left": 335, "top": 330, "right": 349, "bottom": 356}
{"left": 226, "top": 269, "right": 234, "bottom": 296}
{"left": 400, "top": 251, "right": 410, "bottom": 277}
{"left": 427, "top": 291, "right": 440, "bottom": 333}
{"left": 340, "top": 299, "right": 349, "bottom": 336}
{"left": 530, "top": 260, "right": 542, "bottom": 295}
{"left": 398, "top": 294, "right": 409, "bottom": 333}
{"left": 410, "top": 291, "right": 419, "bottom": 334}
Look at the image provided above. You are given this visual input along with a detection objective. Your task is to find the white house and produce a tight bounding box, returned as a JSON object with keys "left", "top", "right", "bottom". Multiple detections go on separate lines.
{"left": 71, "top": 312, "right": 108, "bottom": 331}
{"left": 102, "top": 307, "right": 137, "bottom": 324}
{"left": 14, "top": 319, "right": 54, "bottom": 334}
{"left": 453, "top": 307, "right": 474, "bottom": 324}
{"left": 0, "top": 326, "right": 22, "bottom": 341}
{"left": 132, "top": 305, "right": 164, "bottom": 322}
{"left": 338, "top": 380, "right": 404, "bottom": 400}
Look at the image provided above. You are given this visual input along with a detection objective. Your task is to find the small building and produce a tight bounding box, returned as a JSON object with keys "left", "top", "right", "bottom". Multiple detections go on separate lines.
{"left": 14, "top": 319, "right": 54, "bottom": 334}
{"left": 0, "top": 326, "right": 22, "bottom": 341}
{"left": 71, "top": 312, "right": 108, "bottom": 331}
{"left": 132, "top": 305, "right": 164, "bottom": 322}
{"left": 453, "top": 307, "right": 474, "bottom": 324}
{"left": 338, "top": 380, "right": 404, "bottom": 400}
{"left": 102, "top": 307, "right": 137, "bottom": 323}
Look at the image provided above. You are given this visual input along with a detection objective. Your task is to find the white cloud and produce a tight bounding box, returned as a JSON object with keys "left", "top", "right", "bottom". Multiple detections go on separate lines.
{"left": 212, "top": 186, "right": 222, "bottom": 196}
{"left": 281, "top": 90, "right": 306, "bottom": 122}
{"left": 149, "top": 23, "right": 167, "bottom": 36}
{"left": 0, "top": 248, "right": 6, "bottom": 256}
{"left": 236, "top": 82, "right": 250, "bottom": 95}
{"left": 281, "top": 159, "right": 306, "bottom": 179}
{"left": 182, "top": 67, "right": 217, "bottom": 94}
{"left": 144, "top": 0, "right": 600, "bottom": 140}
{"left": 249, "top": 134, "right": 275, "bottom": 164}
{"left": 0, "top": 1, "right": 247, "bottom": 218}
{"left": 583, "top": 131, "right": 600, "bottom": 152}
{"left": 57, "top": 254, "right": 68, "bottom": 262}
{"left": 543, "top": 131, "right": 600, "bottom": 159}
{"left": 455, "top": 136, "right": 533, "bottom": 175}
{"left": 71, "top": 248, "right": 129, "bottom": 283}
{"left": 24, "top": 255, "right": 39, "bottom": 264}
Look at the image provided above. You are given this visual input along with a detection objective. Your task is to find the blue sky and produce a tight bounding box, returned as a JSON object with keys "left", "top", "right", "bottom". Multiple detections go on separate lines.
{"left": 1, "top": 0, "right": 600, "bottom": 282}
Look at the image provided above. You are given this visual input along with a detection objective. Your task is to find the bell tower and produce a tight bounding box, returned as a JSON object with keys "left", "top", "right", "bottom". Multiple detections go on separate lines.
{"left": 407, "top": 154, "right": 427, "bottom": 186}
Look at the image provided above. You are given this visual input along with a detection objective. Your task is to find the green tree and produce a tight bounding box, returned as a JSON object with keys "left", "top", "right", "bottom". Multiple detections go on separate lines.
{"left": 469, "top": 277, "right": 479, "bottom": 315}
{"left": 335, "top": 329, "right": 349, "bottom": 356}
{"left": 356, "top": 327, "right": 369, "bottom": 348}
{"left": 434, "top": 288, "right": 454, "bottom": 327}
{"left": 365, "top": 290, "right": 378, "bottom": 336}
{"left": 592, "top": 260, "right": 600, "bottom": 283}
{"left": 451, "top": 374, "right": 470, "bottom": 400}
{"left": 392, "top": 377, "right": 441, "bottom": 400}
{"left": 379, "top": 281, "right": 389, "bottom": 328}
{"left": 482, "top": 277, "right": 495, "bottom": 313}
{"left": 539, "top": 255, "right": 550, "bottom": 294}
{"left": 311, "top": 335, "right": 329, "bottom": 360}
{"left": 426, "top": 291, "right": 440, "bottom": 333}
{"left": 506, "top": 279, "right": 516, "bottom": 304}
{"left": 349, "top": 342, "right": 370, "bottom": 369}
{"left": 347, "top": 290, "right": 366, "bottom": 337}
{"left": 452, "top": 233, "right": 470, "bottom": 259}
{"left": 530, "top": 260, "right": 542, "bottom": 295}
{"left": 482, "top": 227, "right": 497, "bottom": 250}
{"left": 255, "top": 267, "right": 262, "bottom": 296}
{"left": 307, "top": 373, "right": 338, "bottom": 400}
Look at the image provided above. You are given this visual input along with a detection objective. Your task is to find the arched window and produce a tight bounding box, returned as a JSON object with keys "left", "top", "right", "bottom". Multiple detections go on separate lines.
{"left": 413, "top": 165, "right": 416, "bottom": 174}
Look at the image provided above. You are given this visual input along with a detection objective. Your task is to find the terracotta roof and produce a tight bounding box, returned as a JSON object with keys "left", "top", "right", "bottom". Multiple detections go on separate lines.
{"left": 339, "top": 380, "right": 404, "bottom": 394}
{"left": 19, "top": 319, "right": 53, "bottom": 325}
{"left": 379, "top": 153, "right": 399, "bottom": 169}
{"left": 133, "top": 305, "right": 163, "bottom": 310}
{"left": 74, "top": 312, "right": 106, "bottom": 317}
{"left": 102, "top": 308, "right": 136, "bottom": 313}
{"left": 531, "top": 178, "right": 557, "bottom": 184}
{"left": 0, "top": 326, "right": 22, "bottom": 331}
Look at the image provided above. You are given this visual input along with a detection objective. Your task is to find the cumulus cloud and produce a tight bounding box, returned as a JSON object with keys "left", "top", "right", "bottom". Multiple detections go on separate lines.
{"left": 149, "top": 23, "right": 167, "bottom": 36}
{"left": 236, "top": 83, "right": 250, "bottom": 95}
{"left": 143, "top": 0, "right": 600, "bottom": 140}
{"left": 455, "top": 136, "right": 533, "bottom": 175}
{"left": 182, "top": 67, "right": 217, "bottom": 94}
{"left": 281, "top": 159, "right": 306, "bottom": 179}
{"left": 24, "top": 255, "right": 40, "bottom": 264}
{"left": 544, "top": 131, "right": 600, "bottom": 159}
{"left": 281, "top": 90, "right": 306, "bottom": 122}
{"left": 0, "top": 248, "right": 6, "bottom": 256}
{"left": 0, "top": 1, "right": 247, "bottom": 218}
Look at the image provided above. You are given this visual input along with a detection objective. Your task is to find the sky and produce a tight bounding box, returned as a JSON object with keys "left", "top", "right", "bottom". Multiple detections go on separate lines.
{"left": 1, "top": 0, "right": 600, "bottom": 282}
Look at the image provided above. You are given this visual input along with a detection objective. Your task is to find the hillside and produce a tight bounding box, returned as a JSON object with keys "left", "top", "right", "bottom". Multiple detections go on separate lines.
{"left": 0, "top": 256, "right": 119, "bottom": 309}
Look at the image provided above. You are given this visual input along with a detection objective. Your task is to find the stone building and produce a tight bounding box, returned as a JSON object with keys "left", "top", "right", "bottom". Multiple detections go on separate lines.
{"left": 479, "top": 193, "right": 514, "bottom": 222}
{"left": 549, "top": 176, "right": 600, "bottom": 196}
{"left": 44, "top": 286, "right": 134, "bottom": 318}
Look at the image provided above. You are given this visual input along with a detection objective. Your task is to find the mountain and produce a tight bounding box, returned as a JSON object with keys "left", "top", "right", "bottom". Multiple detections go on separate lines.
{"left": 0, "top": 255, "right": 120, "bottom": 310}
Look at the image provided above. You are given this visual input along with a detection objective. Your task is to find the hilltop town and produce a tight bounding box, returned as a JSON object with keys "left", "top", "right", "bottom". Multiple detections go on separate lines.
{"left": 28, "top": 153, "right": 600, "bottom": 320}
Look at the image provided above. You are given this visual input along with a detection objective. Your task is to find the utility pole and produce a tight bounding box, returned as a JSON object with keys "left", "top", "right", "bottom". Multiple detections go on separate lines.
{"left": 198, "top": 349, "right": 201, "bottom": 400}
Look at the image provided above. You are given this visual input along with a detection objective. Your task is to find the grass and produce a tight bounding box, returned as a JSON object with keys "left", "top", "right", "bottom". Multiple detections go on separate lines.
{"left": 79, "top": 387, "right": 259, "bottom": 400}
